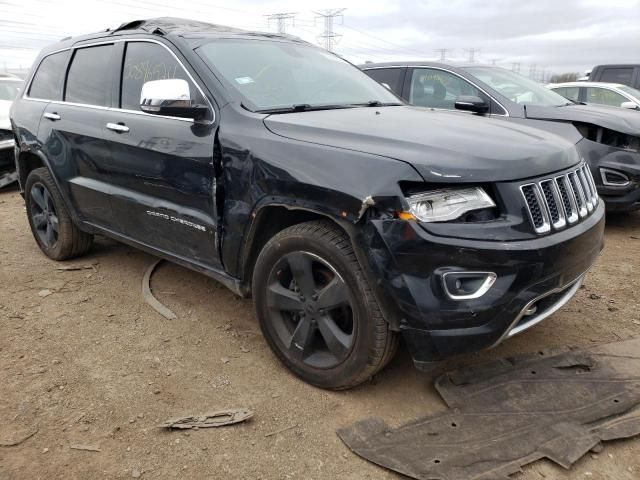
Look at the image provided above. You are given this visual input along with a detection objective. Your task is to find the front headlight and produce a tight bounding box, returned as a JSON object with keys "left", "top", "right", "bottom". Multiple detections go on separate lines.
{"left": 406, "top": 187, "right": 496, "bottom": 222}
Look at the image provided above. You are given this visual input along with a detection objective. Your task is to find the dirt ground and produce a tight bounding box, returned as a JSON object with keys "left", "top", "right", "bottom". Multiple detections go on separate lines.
{"left": 0, "top": 185, "right": 638, "bottom": 480}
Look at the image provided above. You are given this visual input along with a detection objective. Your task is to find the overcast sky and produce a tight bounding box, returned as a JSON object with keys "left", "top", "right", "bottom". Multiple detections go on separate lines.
{"left": 1, "top": 0, "right": 639, "bottom": 79}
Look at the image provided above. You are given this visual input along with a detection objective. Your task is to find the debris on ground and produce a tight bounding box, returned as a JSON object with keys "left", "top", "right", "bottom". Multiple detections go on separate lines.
{"left": 265, "top": 424, "right": 299, "bottom": 438}
{"left": 142, "top": 259, "right": 177, "bottom": 320}
{"left": 38, "top": 289, "right": 53, "bottom": 298}
{"left": 70, "top": 443, "right": 101, "bottom": 452}
{"left": 337, "top": 338, "right": 640, "bottom": 480}
{"left": 57, "top": 263, "right": 98, "bottom": 272}
{"left": 158, "top": 408, "right": 253, "bottom": 430}
{"left": 0, "top": 428, "right": 38, "bottom": 447}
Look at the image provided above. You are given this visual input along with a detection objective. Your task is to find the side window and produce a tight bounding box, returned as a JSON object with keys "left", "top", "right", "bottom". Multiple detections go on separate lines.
{"left": 553, "top": 86, "right": 580, "bottom": 102}
{"left": 599, "top": 68, "right": 633, "bottom": 85}
{"left": 365, "top": 68, "right": 403, "bottom": 96}
{"left": 28, "top": 51, "right": 68, "bottom": 101}
{"left": 409, "top": 68, "right": 487, "bottom": 110}
{"left": 65, "top": 45, "right": 114, "bottom": 106}
{"left": 585, "top": 87, "right": 628, "bottom": 107}
{"left": 121, "top": 42, "right": 204, "bottom": 111}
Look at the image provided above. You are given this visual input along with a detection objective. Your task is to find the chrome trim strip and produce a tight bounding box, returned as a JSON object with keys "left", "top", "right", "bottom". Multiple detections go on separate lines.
{"left": 539, "top": 179, "right": 567, "bottom": 229}
{"left": 441, "top": 271, "right": 497, "bottom": 301}
{"left": 0, "top": 139, "right": 15, "bottom": 149}
{"left": 362, "top": 65, "right": 510, "bottom": 117}
{"left": 23, "top": 38, "right": 215, "bottom": 124}
{"left": 556, "top": 175, "right": 579, "bottom": 224}
{"left": 506, "top": 276, "right": 584, "bottom": 338}
{"left": 569, "top": 172, "right": 588, "bottom": 217}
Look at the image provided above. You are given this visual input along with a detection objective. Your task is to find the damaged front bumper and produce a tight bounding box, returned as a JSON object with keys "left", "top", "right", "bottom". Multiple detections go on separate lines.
{"left": 0, "top": 140, "right": 17, "bottom": 189}
{"left": 359, "top": 200, "right": 605, "bottom": 368}
{"left": 579, "top": 139, "right": 640, "bottom": 212}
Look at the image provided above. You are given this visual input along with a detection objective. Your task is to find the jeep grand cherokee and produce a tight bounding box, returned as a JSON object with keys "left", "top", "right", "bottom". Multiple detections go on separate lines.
{"left": 10, "top": 18, "right": 605, "bottom": 389}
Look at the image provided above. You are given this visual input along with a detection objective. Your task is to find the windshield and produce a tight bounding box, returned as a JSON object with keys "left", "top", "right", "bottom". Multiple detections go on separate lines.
{"left": 0, "top": 80, "right": 23, "bottom": 101}
{"left": 197, "top": 39, "right": 400, "bottom": 112}
{"left": 464, "top": 67, "right": 569, "bottom": 107}
{"left": 618, "top": 85, "right": 640, "bottom": 100}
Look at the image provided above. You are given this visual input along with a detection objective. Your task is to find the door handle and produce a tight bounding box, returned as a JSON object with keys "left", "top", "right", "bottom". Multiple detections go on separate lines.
{"left": 106, "top": 122, "right": 130, "bottom": 133}
{"left": 43, "top": 112, "right": 61, "bottom": 121}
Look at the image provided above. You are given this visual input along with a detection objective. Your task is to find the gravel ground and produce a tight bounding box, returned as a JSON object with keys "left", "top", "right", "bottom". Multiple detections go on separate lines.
{"left": 1, "top": 185, "right": 639, "bottom": 479}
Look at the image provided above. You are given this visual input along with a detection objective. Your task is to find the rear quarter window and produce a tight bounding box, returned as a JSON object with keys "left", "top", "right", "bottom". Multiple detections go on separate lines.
{"left": 28, "top": 51, "right": 69, "bottom": 101}
{"left": 65, "top": 44, "right": 114, "bottom": 107}
{"left": 598, "top": 68, "right": 634, "bottom": 85}
{"left": 364, "top": 68, "right": 404, "bottom": 96}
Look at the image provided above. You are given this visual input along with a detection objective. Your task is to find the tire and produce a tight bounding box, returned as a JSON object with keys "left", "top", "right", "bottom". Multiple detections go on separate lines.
{"left": 25, "top": 167, "right": 93, "bottom": 261}
{"left": 252, "top": 220, "right": 397, "bottom": 390}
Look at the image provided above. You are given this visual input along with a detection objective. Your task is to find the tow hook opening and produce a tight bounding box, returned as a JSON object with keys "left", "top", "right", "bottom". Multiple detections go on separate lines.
{"left": 442, "top": 271, "right": 497, "bottom": 300}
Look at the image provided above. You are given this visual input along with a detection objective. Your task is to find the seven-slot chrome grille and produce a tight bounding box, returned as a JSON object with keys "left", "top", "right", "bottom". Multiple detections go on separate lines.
{"left": 520, "top": 163, "right": 599, "bottom": 234}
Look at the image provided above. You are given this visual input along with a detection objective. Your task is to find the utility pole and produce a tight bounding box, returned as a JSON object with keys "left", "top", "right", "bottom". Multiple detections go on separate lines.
{"left": 266, "top": 12, "right": 296, "bottom": 34}
{"left": 465, "top": 48, "right": 480, "bottom": 63}
{"left": 511, "top": 62, "right": 521, "bottom": 73}
{"left": 433, "top": 48, "right": 450, "bottom": 62}
{"left": 529, "top": 63, "right": 537, "bottom": 80}
{"left": 314, "top": 8, "right": 346, "bottom": 51}
{"left": 490, "top": 58, "right": 499, "bottom": 66}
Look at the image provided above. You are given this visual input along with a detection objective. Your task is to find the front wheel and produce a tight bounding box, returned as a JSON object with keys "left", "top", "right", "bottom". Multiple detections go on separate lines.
{"left": 252, "top": 220, "right": 397, "bottom": 390}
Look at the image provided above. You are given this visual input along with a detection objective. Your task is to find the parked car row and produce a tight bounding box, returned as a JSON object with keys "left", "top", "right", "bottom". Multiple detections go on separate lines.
{"left": 6, "top": 18, "right": 625, "bottom": 389}
{"left": 361, "top": 62, "right": 640, "bottom": 212}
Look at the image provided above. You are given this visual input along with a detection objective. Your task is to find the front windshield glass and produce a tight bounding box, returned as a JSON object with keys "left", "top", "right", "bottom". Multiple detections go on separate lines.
{"left": 464, "top": 67, "right": 569, "bottom": 107}
{"left": 618, "top": 85, "right": 640, "bottom": 100}
{"left": 0, "top": 80, "right": 23, "bottom": 101}
{"left": 197, "top": 39, "right": 400, "bottom": 111}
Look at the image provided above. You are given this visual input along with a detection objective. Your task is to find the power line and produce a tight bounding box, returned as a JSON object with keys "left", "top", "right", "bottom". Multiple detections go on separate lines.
{"left": 314, "top": 8, "right": 346, "bottom": 52}
{"left": 266, "top": 12, "right": 296, "bottom": 34}
{"left": 434, "top": 48, "right": 450, "bottom": 61}
{"left": 465, "top": 48, "right": 481, "bottom": 63}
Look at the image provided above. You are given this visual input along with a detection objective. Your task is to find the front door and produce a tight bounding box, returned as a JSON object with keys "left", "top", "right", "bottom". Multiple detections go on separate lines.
{"left": 103, "top": 40, "right": 221, "bottom": 269}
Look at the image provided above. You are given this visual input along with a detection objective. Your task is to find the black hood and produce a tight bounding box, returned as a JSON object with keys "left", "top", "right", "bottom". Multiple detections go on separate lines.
{"left": 525, "top": 104, "right": 640, "bottom": 136}
{"left": 264, "top": 106, "right": 580, "bottom": 183}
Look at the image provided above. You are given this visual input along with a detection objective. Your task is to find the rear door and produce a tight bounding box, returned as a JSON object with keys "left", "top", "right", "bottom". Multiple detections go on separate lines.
{"left": 101, "top": 39, "right": 221, "bottom": 269}
{"left": 39, "top": 43, "right": 118, "bottom": 230}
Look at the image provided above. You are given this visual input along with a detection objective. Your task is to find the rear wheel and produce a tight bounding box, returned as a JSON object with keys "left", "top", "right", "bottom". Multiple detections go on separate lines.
{"left": 25, "top": 167, "right": 93, "bottom": 260}
{"left": 252, "top": 220, "right": 397, "bottom": 390}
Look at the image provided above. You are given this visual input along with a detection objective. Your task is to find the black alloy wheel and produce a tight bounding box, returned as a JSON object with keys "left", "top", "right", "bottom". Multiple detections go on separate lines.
{"left": 266, "top": 250, "right": 355, "bottom": 369}
{"left": 30, "top": 182, "right": 59, "bottom": 249}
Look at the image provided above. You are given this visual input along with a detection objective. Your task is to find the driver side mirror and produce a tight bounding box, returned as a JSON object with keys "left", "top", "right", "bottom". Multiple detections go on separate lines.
{"left": 140, "top": 79, "right": 208, "bottom": 119}
{"left": 455, "top": 95, "right": 490, "bottom": 114}
{"left": 620, "top": 101, "right": 639, "bottom": 110}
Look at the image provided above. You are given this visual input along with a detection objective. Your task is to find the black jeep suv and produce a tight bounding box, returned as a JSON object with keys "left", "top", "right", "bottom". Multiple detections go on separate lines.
{"left": 10, "top": 18, "right": 604, "bottom": 389}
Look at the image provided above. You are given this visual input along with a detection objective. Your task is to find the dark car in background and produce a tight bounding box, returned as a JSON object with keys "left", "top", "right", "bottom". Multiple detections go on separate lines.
{"left": 362, "top": 62, "right": 640, "bottom": 211}
{"left": 589, "top": 64, "right": 640, "bottom": 90}
{"left": 10, "top": 18, "right": 604, "bottom": 389}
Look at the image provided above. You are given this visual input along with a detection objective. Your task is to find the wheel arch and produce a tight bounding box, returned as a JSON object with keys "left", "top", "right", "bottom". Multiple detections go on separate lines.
{"left": 238, "top": 202, "right": 402, "bottom": 330}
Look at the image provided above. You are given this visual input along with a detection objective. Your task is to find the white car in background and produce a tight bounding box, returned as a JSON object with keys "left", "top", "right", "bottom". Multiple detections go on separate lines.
{"left": 549, "top": 81, "right": 640, "bottom": 111}
{"left": 0, "top": 74, "right": 23, "bottom": 187}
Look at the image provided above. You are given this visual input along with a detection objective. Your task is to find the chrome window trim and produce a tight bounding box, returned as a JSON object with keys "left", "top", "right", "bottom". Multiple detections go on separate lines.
{"left": 23, "top": 38, "right": 215, "bottom": 124}
{"left": 363, "top": 65, "right": 510, "bottom": 117}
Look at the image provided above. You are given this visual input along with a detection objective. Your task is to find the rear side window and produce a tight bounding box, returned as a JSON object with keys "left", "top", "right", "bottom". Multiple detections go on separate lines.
{"left": 120, "top": 42, "right": 204, "bottom": 111}
{"left": 365, "top": 68, "right": 404, "bottom": 96}
{"left": 65, "top": 45, "right": 114, "bottom": 106}
{"left": 28, "top": 51, "right": 68, "bottom": 100}
{"left": 598, "top": 68, "right": 633, "bottom": 85}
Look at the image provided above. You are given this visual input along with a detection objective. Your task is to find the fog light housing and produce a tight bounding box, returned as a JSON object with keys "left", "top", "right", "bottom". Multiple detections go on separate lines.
{"left": 600, "top": 167, "right": 630, "bottom": 187}
{"left": 442, "top": 271, "right": 497, "bottom": 300}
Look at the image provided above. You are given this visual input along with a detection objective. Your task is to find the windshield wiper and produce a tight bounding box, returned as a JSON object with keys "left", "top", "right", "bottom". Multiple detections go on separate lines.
{"left": 350, "top": 100, "right": 404, "bottom": 107}
{"left": 256, "top": 104, "right": 355, "bottom": 114}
